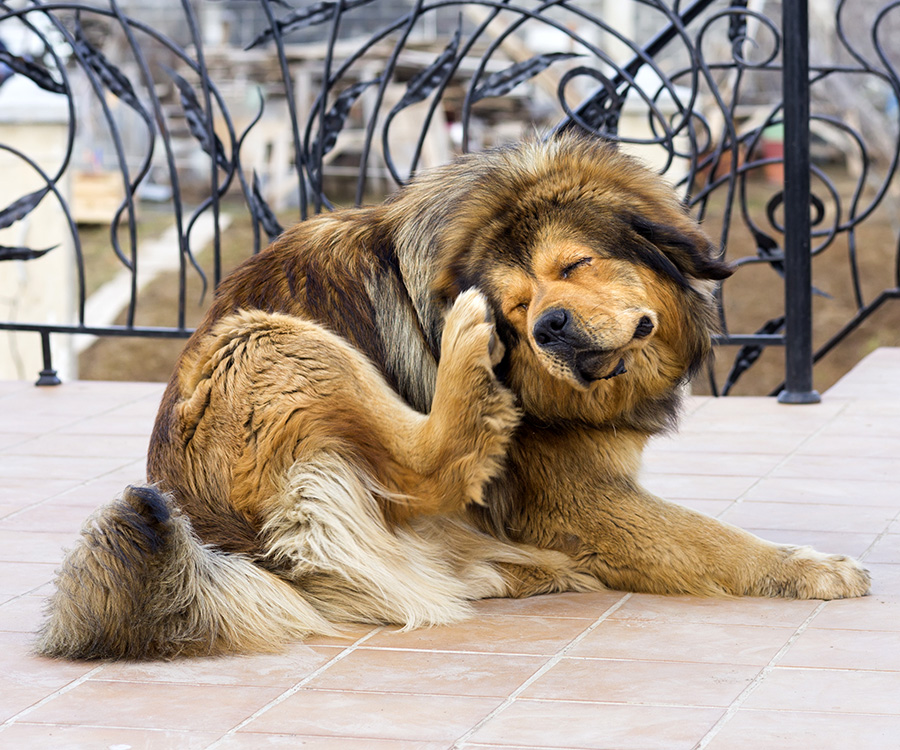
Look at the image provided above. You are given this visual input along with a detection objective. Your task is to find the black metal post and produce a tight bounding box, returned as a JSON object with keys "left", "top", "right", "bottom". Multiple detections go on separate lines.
{"left": 778, "top": 0, "right": 820, "bottom": 404}
{"left": 36, "top": 330, "right": 62, "bottom": 386}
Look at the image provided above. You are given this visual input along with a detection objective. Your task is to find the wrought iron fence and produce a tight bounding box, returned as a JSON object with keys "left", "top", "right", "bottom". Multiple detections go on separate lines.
{"left": 0, "top": 0, "right": 897, "bottom": 399}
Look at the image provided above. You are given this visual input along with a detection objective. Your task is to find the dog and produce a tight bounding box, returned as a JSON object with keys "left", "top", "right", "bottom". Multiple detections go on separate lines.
{"left": 37, "top": 133, "right": 870, "bottom": 660}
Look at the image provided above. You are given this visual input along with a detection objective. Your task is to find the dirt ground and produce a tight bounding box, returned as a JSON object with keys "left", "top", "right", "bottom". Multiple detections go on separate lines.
{"left": 78, "top": 174, "right": 900, "bottom": 398}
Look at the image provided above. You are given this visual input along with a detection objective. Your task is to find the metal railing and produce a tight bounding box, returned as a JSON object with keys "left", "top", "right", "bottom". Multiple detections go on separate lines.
{"left": 0, "top": 0, "right": 897, "bottom": 399}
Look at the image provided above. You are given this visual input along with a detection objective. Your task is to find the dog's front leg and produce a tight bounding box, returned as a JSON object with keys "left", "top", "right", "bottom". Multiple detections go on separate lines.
{"left": 390, "top": 289, "right": 521, "bottom": 512}
{"left": 501, "top": 429, "right": 870, "bottom": 600}
{"left": 565, "top": 487, "right": 872, "bottom": 600}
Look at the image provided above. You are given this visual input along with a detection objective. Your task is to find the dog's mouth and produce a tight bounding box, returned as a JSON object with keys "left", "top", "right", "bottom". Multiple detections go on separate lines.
{"left": 574, "top": 352, "right": 627, "bottom": 386}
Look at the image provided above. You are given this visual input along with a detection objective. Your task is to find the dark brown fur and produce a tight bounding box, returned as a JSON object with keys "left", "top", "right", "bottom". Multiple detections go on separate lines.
{"left": 36, "top": 133, "right": 869, "bottom": 660}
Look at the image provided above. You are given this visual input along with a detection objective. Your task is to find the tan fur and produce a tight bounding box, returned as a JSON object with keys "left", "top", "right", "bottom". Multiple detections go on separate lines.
{"left": 36, "top": 133, "right": 868, "bottom": 660}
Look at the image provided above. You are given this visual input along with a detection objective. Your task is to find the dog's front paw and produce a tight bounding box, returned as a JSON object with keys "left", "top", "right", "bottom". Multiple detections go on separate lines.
{"left": 442, "top": 289, "right": 505, "bottom": 369}
{"left": 761, "top": 546, "right": 871, "bottom": 600}
{"left": 431, "top": 290, "right": 520, "bottom": 507}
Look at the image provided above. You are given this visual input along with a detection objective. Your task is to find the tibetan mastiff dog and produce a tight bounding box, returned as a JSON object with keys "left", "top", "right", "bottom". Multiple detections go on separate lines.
{"left": 38, "top": 133, "right": 869, "bottom": 660}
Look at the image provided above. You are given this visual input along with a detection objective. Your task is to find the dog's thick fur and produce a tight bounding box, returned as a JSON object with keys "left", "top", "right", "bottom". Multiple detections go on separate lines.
{"left": 37, "top": 134, "right": 869, "bottom": 660}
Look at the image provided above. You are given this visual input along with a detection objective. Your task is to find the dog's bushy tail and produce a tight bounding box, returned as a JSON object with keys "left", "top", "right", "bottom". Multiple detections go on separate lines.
{"left": 35, "top": 486, "right": 336, "bottom": 660}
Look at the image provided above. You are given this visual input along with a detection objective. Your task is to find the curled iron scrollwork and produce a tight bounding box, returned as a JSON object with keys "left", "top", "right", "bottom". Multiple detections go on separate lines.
{"left": 0, "top": 0, "right": 897, "bottom": 394}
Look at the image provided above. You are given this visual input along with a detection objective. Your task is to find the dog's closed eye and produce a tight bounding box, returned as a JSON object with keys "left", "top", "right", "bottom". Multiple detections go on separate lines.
{"left": 561, "top": 257, "right": 592, "bottom": 279}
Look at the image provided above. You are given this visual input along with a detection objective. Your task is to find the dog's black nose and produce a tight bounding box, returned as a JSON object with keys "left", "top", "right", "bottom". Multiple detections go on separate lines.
{"left": 633, "top": 315, "right": 655, "bottom": 340}
{"left": 533, "top": 308, "right": 571, "bottom": 347}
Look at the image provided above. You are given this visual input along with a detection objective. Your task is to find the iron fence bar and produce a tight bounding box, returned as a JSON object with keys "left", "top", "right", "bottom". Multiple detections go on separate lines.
{"left": 768, "top": 288, "right": 900, "bottom": 396}
{"left": 37, "top": 330, "right": 61, "bottom": 387}
{"left": 0, "top": 323, "right": 193, "bottom": 338}
{"left": 713, "top": 334, "right": 785, "bottom": 347}
{"left": 777, "top": 0, "right": 819, "bottom": 404}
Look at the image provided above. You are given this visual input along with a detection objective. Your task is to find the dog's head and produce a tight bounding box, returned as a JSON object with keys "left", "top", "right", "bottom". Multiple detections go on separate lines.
{"left": 413, "top": 134, "right": 731, "bottom": 427}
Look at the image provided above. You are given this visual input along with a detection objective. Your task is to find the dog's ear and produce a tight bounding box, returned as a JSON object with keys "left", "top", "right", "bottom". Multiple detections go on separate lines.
{"left": 432, "top": 257, "right": 481, "bottom": 310}
{"left": 627, "top": 214, "right": 733, "bottom": 284}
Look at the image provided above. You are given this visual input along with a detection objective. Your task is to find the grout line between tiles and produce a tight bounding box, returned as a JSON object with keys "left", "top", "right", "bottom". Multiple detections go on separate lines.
{"left": 448, "top": 593, "right": 633, "bottom": 750}
{"left": 0, "top": 664, "right": 107, "bottom": 733}
{"left": 204, "top": 626, "right": 385, "bottom": 749}
{"left": 692, "top": 600, "right": 828, "bottom": 749}
{"left": 728, "top": 400, "right": 852, "bottom": 507}
{"left": 0, "top": 458, "right": 149, "bottom": 524}
{"left": 858, "top": 509, "right": 900, "bottom": 563}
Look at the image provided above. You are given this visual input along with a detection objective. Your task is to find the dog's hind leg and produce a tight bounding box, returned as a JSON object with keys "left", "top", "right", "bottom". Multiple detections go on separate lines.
{"left": 199, "top": 291, "right": 519, "bottom": 526}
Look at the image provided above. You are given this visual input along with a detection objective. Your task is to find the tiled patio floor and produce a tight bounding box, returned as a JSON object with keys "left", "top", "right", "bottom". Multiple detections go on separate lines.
{"left": 0, "top": 349, "right": 898, "bottom": 750}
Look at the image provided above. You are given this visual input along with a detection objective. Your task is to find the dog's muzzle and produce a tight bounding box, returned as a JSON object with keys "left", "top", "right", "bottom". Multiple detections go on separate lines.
{"left": 532, "top": 307, "right": 636, "bottom": 385}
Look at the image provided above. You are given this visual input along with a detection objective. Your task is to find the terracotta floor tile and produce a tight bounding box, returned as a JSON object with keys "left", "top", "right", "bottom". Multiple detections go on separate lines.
{"left": 0, "top": 359, "right": 898, "bottom": 747}
{"left": 306, "top": 648, "right": 545, "bottom": 697}
{"left": 53, "top": 414, "right": 159, "bottom": 436}
{"left": 866, "top": 534, "right": 900, "bottom": 563}
{"left": 0, "top": 529, "right": 72, "bottom": 564}
{"left": 0, "top": 413, "right": 82, "bottom": 434}
{"left": 107, "top": 396, "right": 167, "bottom": 420}
{"left": 810, "top": 595, "right": 900, "bottom": 631}
{"left": 821, "top": 415, "right": 900, "bottom": 438}
{"left": 862, "top": 563, "right": 900, "bottom": 595}
{"left": 4, "top": 432, "right": 150, "bottom": 459}
{"left": 703, "top": 709, "right": 900, "bottom": 750}
{"left": 742, "top": 477, "right": 900, "bottom": 506}
{"left": 0, "top": 454, "right": 135, "bottom": 481}
{"left": 740, "top": 528, "right": 877, "bottom": 559}
{"left": 568, "top": 620, "right": 796, "bottom": 666}
{"left": 0, "top": 432, "right": 31, "bottom": 450}
{"left": 639, "top": 473, "right": 757, "bottom": 500}
{"left": 302, "top": 623, "right": 381, "bottom": 647}
{"left": 363, "top": 615, "right": 592, "bottom": 656}
{"left": 216, "top": 735, "right": 448, "bottom": 749}
{"left": 16, "top": 379, "right": 161, "bottom": 406}
{"left": 25, "top": 679, "right": 283, "bottom": 731}
{"left": 468, "top": 700, "right": 723, "bottom": 749}
{"left": 0, "top": 632, "right": 97, "bottom": 722}
{"left": 0, "top": 594, "right": 45, "bottom": 633}
{"left": 719, "top": 502, "right": 894, "bottom": 534}
{"left": 642, "top": 451, "right": 784, "bottom": 477}
{"left": 241, "top": 688, "right": 502, "bottom": 742}
{"left": 0, "top": 723, "right": 221, "bottom": 750}
{"left": 796, "top": 433, "right": 900, "bottom": 459}
{"left": 52, "top": 479, "right": 145, "bottom": 507}
{"left": 779, "top": 628, "right": 900, "bottom": 671}
{"left": 609, "top": 593, "right": 820, "bottom": 628}
{"left": 470, "top": 591, "right": 626, "bottom": 619}
{"left": 0, "top": 502, "right": 27, "bottom": 519}
{"left": 0, "top": 478, "right": 81, "bottom": 505}
{"left": 744, "top": 666, "right": 900, "bottom": 714}
{"left": 666, "top": 498, "right": 735, "bottom": 517}
{"left": 772, "top": 455, "right": 899, "bottom": 482}
{"left": 0, "top": 562, "right": 56, "bottom": 598}
{"left": 647, "top": 429, "right": 807, "bottom": 456}
{"left": 682, "top": 404, "right": 843, "bottom": 433}
{"left": 99, "top": 643, "right": 343, "bottom": 688}
{"left": 0, "top": 381, "right": 32, "bottom": 396}
{"left": 0, "top": 503, "right": 96, "bottom": 534}
{"left": 519, "top": 657, "right": 759, "bottom": 707}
